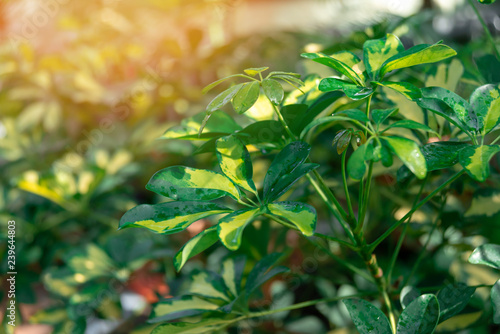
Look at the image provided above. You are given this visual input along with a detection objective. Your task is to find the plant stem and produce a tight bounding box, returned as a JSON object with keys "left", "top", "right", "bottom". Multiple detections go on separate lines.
{"left": 368, "top": 169, "right": 465, "bottom": 253}
{"left": 402, "top": 196, "right": 446, "bottom": 288}
{"left": 386, "top": 176, "right": 428, "bottom": 285}
{"left": 355, "top": 161, "right": 374, "bottom": 234}
{"left": 342, "top": 150, "right": 356, "bottom": 220}
{"left": 314, "top": 232, "right": 359, "bottom": 251}
{"left": 467, "top": 0, "right": 500, "bottom": 60}
{"left": 364, "top": 94, "right": 373, "bottom": 137}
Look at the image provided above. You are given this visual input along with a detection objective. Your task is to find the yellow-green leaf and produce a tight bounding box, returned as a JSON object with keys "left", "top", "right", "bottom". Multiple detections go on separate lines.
{"left": 383, "top": 136, "right": 427, "bottom": 179}
{"left": 363, "top": 33, "right": 404, "bottom": 80}
{"left": 119, "top": 202, "right": 231, "bottom": 234}
{"left": 267, "top": 201, "right": 316, "bottom": 236}
{"left": 174, "top": 227, "right": 219, "bottom": 271}
{"left": 372, "top": 81, "right": 422, "bottom": 101}
{"left": 244, "top": 67, "right": 269, "bottom": 76}
{"left": 151, "top": 295, "right": 219, "bottom": 323}
{"left": 458, "top": 145, "right": 500, "bottom": 182}
{"left": 218, "top": 208, "right": 260, "bottom": 251}
{"left": 216, "top": 135, "right": 256, "bottom": 194}
{"left": 261, "top": 78, "right": 284, "bottom": 105}
{"left": 380, "top": 43, "right": 457, "bottom": 78}
{"left": 470, "top": 84, "right": 500, "bottom": 134}
{"left": 232, "top": 81, "right": 260, "bottom": 114}
{"left": 147, "top": 166, "right": 240, "bottom": 200}
{"left": 301, "top": 52, "right": 364, "bottom": 86}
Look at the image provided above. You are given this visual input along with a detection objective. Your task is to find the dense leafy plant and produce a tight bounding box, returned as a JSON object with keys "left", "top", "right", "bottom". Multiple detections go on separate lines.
{"left": 122, "top": 31, "right": 500, "bottom": 333}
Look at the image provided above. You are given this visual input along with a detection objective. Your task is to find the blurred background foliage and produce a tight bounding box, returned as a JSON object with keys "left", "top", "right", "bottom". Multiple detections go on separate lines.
{"left": 0, "top": 0, "right": 499, "bottom": 333}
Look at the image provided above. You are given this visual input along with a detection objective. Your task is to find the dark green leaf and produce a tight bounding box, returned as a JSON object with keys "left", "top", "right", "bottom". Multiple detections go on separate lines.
{"left": 301, "top": 52, "right": 364, "bottom": 85}
{"left": 263, "top": 141, "right": 312, "bottom": 203}
{"left": 478, "top": 0, "right": 497, "bottom": 4}
{"left": 218, "top": 208, "right": 260, "bottom": 251}
{"left": 146, "top": 166, "right": 240, "bottom": 200}
{"left": 468, "top": 243, "right": 500, "bottom": 269}
{"left": 470, "top": 84, "right": 500, "bottom": 134}
{"left": 332, "top": 129, "right": 348, "bottom": 147}
{"left": 343, "top": 298, "right": 392, "bottom": 334}
{"left": 174, "top": 227, "right": 219, "bottom": 271}
{"left": 458, "top": 145, "right": 500, "bottom": 182}
{"left": 189, "top": 270, "right": 231, "bottom": 301}
{"left": 337, "top": 109, "right": 369, "bottom": 122}
{"left": 319, "top": 78, "right": 373, "bottom": 100}
{"left": 363, "top": 33, "right": 405, "bottom": 80}
{"left": 267, "top": 201, "right": 317, "bottom": 236}
{"left": 372, "top": 108, "right": 398, "bottom": 127}
{"left": 372, "top": 81, "right": 422, "bottom": 101}
{"left": 380, "top": 43, "right": 457, "bottom": 78}
{"left": 120, "top": 202, "right": 231, "bottom": 234}
{"left": 396, "top": 294, "right": 440, "bottom": 334}
{"left": 236, "top": 120, "right": 286, "bottom": 148}
{"left": 436, "top": 283, "right": 476, "bottom": 323}
{"left": 347, "top": 143, "right": 368, "bottom": 180}
{"left": 492, "top": 279, "right": 500, "bottom": 324}
{"left": 265, "top": 163, "right": 318, "bottom": 203}
{"left": 151, "top": 319, "right": 231, "bottom": 334}
{"left": 417, "top": 87, "right": 477, "bottom": 135}
{"left": 216, "top": 135, "right": 256, "bottom": 194}
{"left": 383, "top": 137, "right": 427, "bottom": 179}
{"left": 420, "top": 141, "right": 470, "bottom": 171}
{"left": 300, "top": 115, "right": 364, "bottom": 140}
{"left": 262, "top": 79, "right": 284, "bottom": 105}
{"left": 245, "top": 253, "right": 288, "bottom": 298}
{"left": 232, "top": 81, "right": 260, "bottom": 114}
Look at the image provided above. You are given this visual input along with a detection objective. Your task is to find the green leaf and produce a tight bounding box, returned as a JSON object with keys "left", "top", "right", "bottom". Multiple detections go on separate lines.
{"left": 363, "top": 33, "right": 405, "bottom": 80}
{"left": 174, "top": 226, "right": 219, "bottom": 271}
{"left": 146, "top": 166, "right": 240, "bottom": 201}
{"left": 189, "top": 270, "right": 231, "bottom": 301}
{"left": 478, "top": 0, "right": 497, "bottom": 4}
{"left": 300, "top": 115, "right": 364, "bottom": 140}
{"left": 372, "top": 81, "right": 422, "bottom": 101}
{"left": 221, "top": 256, "right": 245, "bottom": 298}
{"left": 330, "top": 50, "right": 363, "bottom": 69}
{"left": 202, "top": 74, "right": 249, "bottom": 94}
{"left": 319, "top": 78, "right": 373, "bottom": 100}
{"left": 458, "top": 145, "right": 500, "bottom": 182}
{"left": 383, "top": 137, "right": 427, "bottom": 179}
{"left": 468, "top": 243, "right": 500, "bottom": 269}
{"left": 347, "top": 143, "right": 368, "bottom": 180}
{"left": 336, "top": 130, "right": 352, "bottom": 154}
{"left": 216, "top": 135, "right": 256, "bottom": 194}
{"left": 245, "top": 253, "right": 288, "bottom": 298}
{"left": 263, "top": 141, "right": 316, "bottom": 203}
{"left": 417, "top": 87, "right": 477, "bottom": 135}
{"left": 372, "top": 108, "right": 398, "bottom": 127}
{"left": 336, "top": 109, "right": 370, "bottom": 123}
{"left": 232, "top": 81, "right": 260, "bottom": 114}
{"left": 436, "top": 283, "right": 476, "bottom": 323}
{"left": 380, "top": 43, "right": 457, "bottom": 78}
{"left": 150, "top": 295, "right": 220, "bottom": 323}
{"left": 383, "top": 120, "right": 438, "bottom": 136}
{"left": 218, "top": 208, "right": 260, "bottom": 251}
{"left": 301, "top": 52, "right": 364, "bottom": 86}
{"left": 420, "top": 141, "right": 470, "bottom": 171}
{"left": 470, "top": 84, "right": 500, "bottom": 134}
{"left": 267, "top": 201, "right": 317, "bottom": 236}
{"left": 396, "top": 294, "right": 440, "bottom": 334}
{"left": 120, "top": 202, "right": 231, "bottom": 234}
{"left": 343, "top": 298, "right": 392, "bottom": 334}
{"left": 400, "top": 286, "right": 421, "bottom": 309}
{"left": 244, "top": 67, "right": 269, "bottom": 76}
{"left": 206, "top": 84, "right": 244, "bottom": 113}
{"left": 262, "top": 79, "right": 284, "bottom": 105}
{"left": 151, "top": 319, "right": 231, "bottom": 334}
{"left": 492, "top": 279, "right": 500, "bottom": 324}
{"left": 162, "top": 111, "right": 241, "bottom": 140}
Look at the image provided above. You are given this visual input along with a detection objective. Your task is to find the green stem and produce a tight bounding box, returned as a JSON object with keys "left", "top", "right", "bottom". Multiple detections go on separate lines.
{"left": 467, "top": 0, "right": 500, "bottom": 60}
{"left": 271, "top": 104, "right": 296, "bottom": 140}
{"left": 368, "top": 169, "right": 465, "bottom": 253}
{"left": 314, "top": 232, "right": 359, "bottom": 251}
{"left": 355, "top": 161, "right": 374, "bottom": 234}
{"left": 386, "top": 175, "right": 428, "bottom": 286}
{"left": 364, "top": 94, "right": 373, "bottom": 137}
{"left": 490, "top": 134, "right": 500, "bottom": 145}
{"left": 342, "top": 150, "right": 356, "bottom": 220}
{"left": 402, "top": 196, "right": 446, "bottom": 288}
